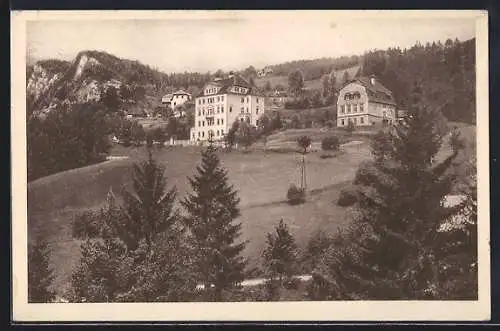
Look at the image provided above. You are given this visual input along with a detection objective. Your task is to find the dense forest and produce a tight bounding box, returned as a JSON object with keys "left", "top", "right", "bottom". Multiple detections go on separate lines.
{"left": 27, "top": 103, "right": 112, "bottom": 181}
{"left": 268, "top": 55, "right": 360, "bottom": 81}
{"left": 360, "top": 38, "right": 475, "bottom": 124}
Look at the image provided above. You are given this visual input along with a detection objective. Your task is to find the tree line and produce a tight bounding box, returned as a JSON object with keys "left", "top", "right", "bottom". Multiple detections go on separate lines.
{"left": 27, "top": 103, "right": 112, "bottom": 182}
{"left": 272, "top": 38, "right": 475, "bottom": 123}
{"left": 268, "top": 55, "right": 360, "bottom": 81}
{"left": 360, "top": 38, "right": 475, "bottom": 124}
{"left": 27, "top": 95, "right": 197, "bottom": 182}
{"left": 30, "top": 85, "right": 477, "bottom": 302}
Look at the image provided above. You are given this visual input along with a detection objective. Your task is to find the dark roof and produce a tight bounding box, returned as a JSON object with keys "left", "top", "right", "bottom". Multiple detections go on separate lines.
{"left": 342, "top": 76, "right": 396, "bottom": 106}
{"left": 172, "top": 89, "right": 191, "bottom": 96}
{"left": 197, "top": 74, "right": 264, "bottom": 97}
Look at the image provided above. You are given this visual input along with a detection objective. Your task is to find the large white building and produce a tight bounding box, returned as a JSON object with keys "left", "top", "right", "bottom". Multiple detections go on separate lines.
{"left": 191, "top": 74, "right": 265, "bottom": 142}
{"left": 337, "top": 75, "right": 397, "bottom": 127}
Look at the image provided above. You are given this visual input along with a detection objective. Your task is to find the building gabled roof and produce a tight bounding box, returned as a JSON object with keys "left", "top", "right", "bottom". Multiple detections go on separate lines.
{"left": 162, "top": 93, "right": 173, "bottom": 101}
{"left": 342, "top": 76, "right": 397, "bottom": 106}
{"left": 198, "top": 73, "right": 264, "bottom": 97}
{"left": 172, "top": 89, "right": 191, "bottom": 96}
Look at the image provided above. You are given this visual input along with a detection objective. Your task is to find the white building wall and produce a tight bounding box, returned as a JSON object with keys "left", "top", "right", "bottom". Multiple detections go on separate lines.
{"left": 367, "top": 102, "right": 397, "bottom": 125}
{"left": 170, "top": 94, "right": 191, "bottom": 108}
{"left": 336, "top": 83, "right": 370, "bottom": 127}
{"left": 193, "top": 93, "right": 228, "bottom": 142}
{"left": 336, "top": 82, "right": 396, "bottom": 127}
{"left": 192, "top": 92, "right": 265, "bottom": 142}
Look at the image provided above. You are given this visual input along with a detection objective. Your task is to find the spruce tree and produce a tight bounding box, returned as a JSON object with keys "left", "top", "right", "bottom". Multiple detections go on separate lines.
{"left": 262, "top": 219, "right": 298, "bottom": 285}
{"left": 121, "top": 148, "right": 181, "bottom": 250}
{"left": 312, "top": 84, "right": 464, "bottom": 300}
{"left": 262, "top": 219, "right": 298, "bottom": 284}
{"left": 433, "top": 156, "right": 478, "bottom": 299}
{"left": 28, "top": 232, "right": 56, "bottom": 303}
{"left": 72, "top": 148, "right": 195, "bottom": 302}
{"left": 181, "top": 145, "right": 247, "bottom": 301}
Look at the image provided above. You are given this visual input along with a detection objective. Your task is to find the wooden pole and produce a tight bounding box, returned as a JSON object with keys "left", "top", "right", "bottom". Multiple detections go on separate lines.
{"left": 303, "top": 154, "right": 307, "bottom": 191}
{"left": 300, "top": 155, "right": 304, "bottom": 190}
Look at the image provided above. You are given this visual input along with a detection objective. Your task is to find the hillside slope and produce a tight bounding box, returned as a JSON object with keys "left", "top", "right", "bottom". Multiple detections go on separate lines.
{"left": 26, "top": 50, "right": 211, "bottom": 117}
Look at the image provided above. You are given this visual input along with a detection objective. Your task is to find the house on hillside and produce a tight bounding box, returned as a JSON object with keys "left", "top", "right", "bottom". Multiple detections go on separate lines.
{"left": 336, "top": 75, "right": 397, "bottom": 127}
{"left": 191, "top": 73, "right": 265, "bottom": 142}
{"left": 266, "top": 90, "right": 288, "bottom": 111}
{"left": 161, "top": 89, "right": 192, "bottom": 110}
{"left": 396, "top": 108, "right": 409, "bottom": 124}
{"left": 258, "top": 67, "right": 274, "bottom": 77}
{"left": 161, "top": 93, "right": 173, "bottom": 105}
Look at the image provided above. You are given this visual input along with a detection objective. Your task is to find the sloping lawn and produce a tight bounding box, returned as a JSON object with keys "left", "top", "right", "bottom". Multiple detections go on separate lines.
{"left": 27, "top": 142, "right": 371, "bottom": 296}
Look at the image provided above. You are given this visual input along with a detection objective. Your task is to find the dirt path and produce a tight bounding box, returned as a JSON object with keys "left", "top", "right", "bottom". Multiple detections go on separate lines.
{"left": 196, "top": 274, "right": 313, "bottom": 289}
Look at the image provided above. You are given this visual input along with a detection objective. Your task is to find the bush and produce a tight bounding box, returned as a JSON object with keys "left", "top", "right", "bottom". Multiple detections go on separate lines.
{"left": 337, "top": 186, "right": 358, "bottom": 206}
{"left": 353, "top": 161, "right": 377, "bottom": 186}
{"left": 321, "top": 136, "right": 340, "bottom": 151}
{"left": 287, "top": 184, "right": 306, "bottom": 205}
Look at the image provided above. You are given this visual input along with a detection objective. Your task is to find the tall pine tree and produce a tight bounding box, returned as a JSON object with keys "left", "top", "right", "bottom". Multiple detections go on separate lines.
{"left": 311, "top": 84, "right": 468, "bottom": 300}
{"left": 28, "top": 232, "right": 56, "bottom": 303}
{"left": 71, "top": 148, "right": 196, "bottom": 302}
{"left": 181, "top": 145, "right": 247, "bottom": 301}
{"left": 262, "top": 219, "right": 298, "bottom": 284}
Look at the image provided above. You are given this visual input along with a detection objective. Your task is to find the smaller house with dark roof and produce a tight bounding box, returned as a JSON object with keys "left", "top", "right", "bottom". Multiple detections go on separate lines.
{"left": 265, "top": 90, "right": 288, "bottom": 111}
{"left": 336, "top": 75, "right": 397, "bottom": 127}
{"left": 161, "top": 89, "right": 192, "bottom": 109}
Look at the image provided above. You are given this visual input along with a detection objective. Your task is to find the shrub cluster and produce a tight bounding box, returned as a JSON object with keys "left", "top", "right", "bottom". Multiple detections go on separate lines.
{"left": 287, "top": 184, "right": 306, "bottom": 205}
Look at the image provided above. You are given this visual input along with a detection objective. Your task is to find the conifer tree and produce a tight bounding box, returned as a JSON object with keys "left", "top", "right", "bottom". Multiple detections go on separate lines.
{"left": 121, "top": 148, "right": 181, "bottom": 250}
{"left": 28, "top": 232, "right": 56, "bottom": 303}
{"left": 71, "top": 148, "right": 195, "bottom": 302}
{"left": 225, "top": 120, "right": 240, "bottom": 150}
{"left": 433, "top": 156, "right": 478, "bottom": 299}
{"left": 181, "top": 145, "right": 247, "bottom": 301}
{"left": 311, "top": 84, "right": 464, "bottom": 300}
{"left": 262, "top": 219, "right": 298, "bottom": 284}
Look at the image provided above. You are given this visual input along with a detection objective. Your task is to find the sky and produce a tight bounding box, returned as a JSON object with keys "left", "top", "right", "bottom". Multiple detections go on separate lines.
{"left": 26, "top": 11, "right": 477, "bottom": 73}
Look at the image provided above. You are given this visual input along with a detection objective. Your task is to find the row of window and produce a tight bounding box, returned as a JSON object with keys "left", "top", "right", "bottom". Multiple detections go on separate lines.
{"left": 198, "top": 105, "right": 225, "bottom": 116}
{"left": 239, "top": 96, "right": 261, "bottom": 103}
{"left": 205, "top": 87, "right": 219, "bottom": 95}
{"left": 341, "top": 117, "right": 365, "bottom": 125}
{"left": 233, "top": 86, "right": 247, "bottom": 94}
{"left": 198, "top": 95, "right": 225, "bottom": 105}
{"left": 382, "top": 110, "right": 395, "bottom": 117}
{"left": 198, "top": 118, "right": 225, "bottom": 127}
{"left": 343, "top": 92, "right": 362, "bottom": 101}
{"left": 340, "top": 103, "right": 365, "bottom": 114}
{"left": 196, "top": 129, "right": 225, "bottom": 139}
{"left": 239, "top": 106, "right": 260, "bottom": 115}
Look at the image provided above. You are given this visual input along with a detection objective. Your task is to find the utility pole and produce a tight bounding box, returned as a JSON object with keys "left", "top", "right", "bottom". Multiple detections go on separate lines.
{"left": 302, "top": 155, "right": 307, "bottom": 191}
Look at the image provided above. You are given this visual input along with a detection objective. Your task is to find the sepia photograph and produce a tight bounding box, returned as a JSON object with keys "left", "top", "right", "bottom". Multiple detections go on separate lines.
{"left": 11, "top": 10, "right": 490, "bottom": 321}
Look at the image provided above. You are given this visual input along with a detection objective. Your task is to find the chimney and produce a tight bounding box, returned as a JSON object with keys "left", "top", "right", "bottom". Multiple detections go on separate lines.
{"left": 370, "top": 75, "right": 376, "bottom": 86}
